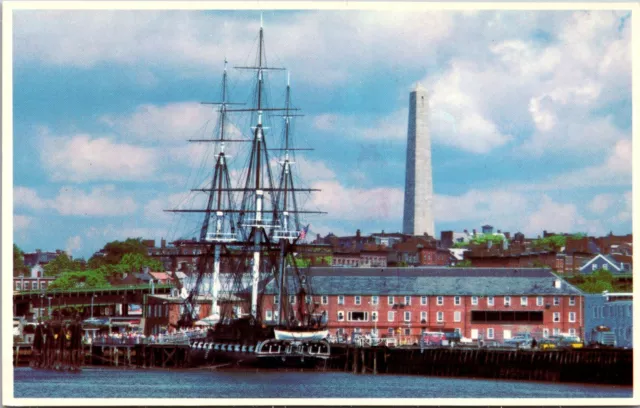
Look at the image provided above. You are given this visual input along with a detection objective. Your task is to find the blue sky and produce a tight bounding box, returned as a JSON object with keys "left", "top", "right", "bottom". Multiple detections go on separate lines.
{"left": 11, "top": 9, "right": 632, "bottom": 260}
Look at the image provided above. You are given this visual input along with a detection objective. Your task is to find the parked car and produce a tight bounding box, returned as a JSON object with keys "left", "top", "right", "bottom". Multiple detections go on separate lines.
{"left": 503, "top": 332, "right": 533, "bottom": 349}
{"left": 557, "top": 335, "right": 583, "bottom": 349}
{"left": 538, "top": 338, "right": 557, "bottom": 350}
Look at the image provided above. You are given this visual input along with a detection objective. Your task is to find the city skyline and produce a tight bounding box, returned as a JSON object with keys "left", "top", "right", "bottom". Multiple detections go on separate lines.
{"left": 10, "top": 9, "right": 632, "bottom": 260}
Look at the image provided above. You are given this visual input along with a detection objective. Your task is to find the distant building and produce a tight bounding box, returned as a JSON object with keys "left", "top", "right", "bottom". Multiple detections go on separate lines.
{"left": 579, "top": 254, "right": 627, "bottom": 275}
{"left": 23, "top": 249, "right": 67, "bottom": 268}
{"left": 262, "top": 267, "right": 584, "bottom": 343}
{"left": 583, "top": 293, "right": 632, "bottom": 348}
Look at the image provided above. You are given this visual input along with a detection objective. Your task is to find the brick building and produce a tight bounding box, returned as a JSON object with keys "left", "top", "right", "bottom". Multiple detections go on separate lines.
{"left": 261, "top": 267, "right": 583, "bottom": 343}
{"left": 144, "top": 294, "right": 213, "bottom": 336}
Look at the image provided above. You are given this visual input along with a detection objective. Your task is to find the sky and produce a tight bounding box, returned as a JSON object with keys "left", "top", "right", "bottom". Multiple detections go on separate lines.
{"left": 10, "top": 8, "right": 632, "bottom": 260}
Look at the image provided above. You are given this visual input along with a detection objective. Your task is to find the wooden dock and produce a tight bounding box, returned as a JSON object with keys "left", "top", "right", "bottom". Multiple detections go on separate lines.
{"left": 326, "top": 345, "right": 633, "bottom": 385}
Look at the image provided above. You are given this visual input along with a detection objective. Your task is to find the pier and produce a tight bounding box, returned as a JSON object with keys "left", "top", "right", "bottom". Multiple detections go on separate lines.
{"left": 326, "top": 345, "right": 633, "bottom": 386}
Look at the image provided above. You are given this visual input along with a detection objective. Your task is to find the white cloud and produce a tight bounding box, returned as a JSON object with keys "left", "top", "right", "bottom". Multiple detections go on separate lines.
{"left": 523, "top": 195, "right": 602, "bottom": 236}
{"left": 588, "top": 194, "right": 614, "bottom": 214}
{"left": 51, "top": 185, "right": 137, "bottom": 216}
{"left": 65, "top": 235, "right": 82, "bottom": 256}
{"left": 13, "top": 185, "right": 138, "bottom": 217}
{"left": 308, "top": 180, "right": 404, "bottom": 222}
{"left": 614, "top": 190, "right": 632, "bottom": 223}
{"left": 100, "top": 102, "right": 222, "bottom": 143}
{"left": 435, "top": 189, "right": 608, "bottom": 236}
{"left": 14, "top": 186, "right": 48, "bottom": 210}
{"left": 14, "top": 214, "right": 34, "bottom": 231}
{"left": 40, "top": 133, "right": 159, "bottom": 182}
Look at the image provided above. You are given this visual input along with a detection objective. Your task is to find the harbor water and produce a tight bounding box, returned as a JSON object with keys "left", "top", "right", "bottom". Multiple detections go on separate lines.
{"left": 14, "top": 367, "right": 632, "bottom": 399}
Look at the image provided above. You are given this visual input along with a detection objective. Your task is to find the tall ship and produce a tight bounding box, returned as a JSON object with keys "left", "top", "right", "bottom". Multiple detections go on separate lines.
{"left": 166, "top": 18, "right": 330, "bottom": 368}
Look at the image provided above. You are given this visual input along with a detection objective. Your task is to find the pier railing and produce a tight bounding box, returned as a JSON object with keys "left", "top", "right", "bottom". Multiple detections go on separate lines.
{"left": 90, "top": 331, "right": 206, "bottom": 346}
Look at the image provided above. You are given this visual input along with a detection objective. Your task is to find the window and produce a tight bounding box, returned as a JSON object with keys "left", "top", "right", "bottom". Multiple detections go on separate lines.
{"left": 553, "top": 312, "right": 560, "bottom": 322}
{"left": 504, "top": 296, "right": 511, "bottom": 306}
{"left": 568, "top": 312, "right": 576, "bottom": 323}
{"left": 404, "top": 328, "right": 411, "bottom": 335}
{"left": 520, "top": 296, "right": 528, "bottom": 306}
{"left": 41, "top": 282, "right": 47, "bottom": 290}
{"left": 338, "top": 295, "right": 345, "bottom": 305}
{"left": 569, "top": 296, "right": 575, "bottom": 306}
{"left": 355, "top": 296, "right": 361, "bottom": 305}
{"left": 289, "top": 295, "right": 296, "bottom": 305}
{"left": 569, "top": 328, "right": 576, "bottom": 336}
{"left": 337, "top": 311, "right": 344, "bottom": 321}
{"left": 553, "top": 297, "right": 560, "bottom": 306}
{"left": 421, "top": 296, "right": 428, "bottom": 305}
{"left": 542, "top": 328, "right": 549, "bottom": 338}
{"left": 487, "top": 328, "right": 494, "bottom": 339}
{"left": 372, "top": 311, "right": 378, "bottom": 322}
{"left": 553, "top": 328, "right": 560, "bottom": 336}
{"left": 321, "top": 296, "right": 328, "bottom": 305}
{"left": 388, "top": 296, "right": 395, "bottom": 305}
{"left": 536, "top": 296, "right": 543, "bottom": 306}
{"left": 421, "top": 311, "right": 427, "bottom": 323}
{"left": 592, "top": 263, "right": 597, "bottom": 271}
{"left": 487, "top": 296, "right": 494, "bottom": 306}
{"left": 454, "top": 311, "right": 461, "bottom": 322}
{"left": 404, "top": 296, "right": 411, "bottom": 305}
{"left": 273, "top": 296, "right": 279, "bottom": 304}
{"left": 148, "top": 305, "right": 152, "bottom": 317}
{"left": 602, "top": 264, "right": 608, "bottom": 271}
{"left": 15, "top": 282, "right": 21, "bottom": 291}
{"left": 305, "top": 295, "right": 312, "bottom": 304}
{"left": 437, "top": 296, "right": 444, "bottom": 305}
{"left": 387, "top": 311, "right": 395, "bottom": 322}
{"left": 437, "top": 311, "right": 444, "bottom": 322}
{"left": 454, "top": 296, "right": 461, "bottom": 306}
{"left": 471, "top": 296, "right": 478, "bottom": 306}
{"left": 404, "top": 311, "right": 411, "bottom": 322}
{"left": 388, "top": 328, "right": 394, "bottom": 335}
{"left": 347, "top": 311, "right": 368, "bottom": 321}
{"left": 265, "top": 310, "right": 273, "bottom": 321}
{"left": 371, "top": 295, "right": 379, "bottom": 306}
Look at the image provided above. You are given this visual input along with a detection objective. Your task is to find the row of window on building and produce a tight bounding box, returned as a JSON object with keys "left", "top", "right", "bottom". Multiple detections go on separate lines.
{"left": 15, "top": 281, "right": 48, "bottom": 291}
{"left": 264, "top": 309, "right": 578, "bottom": 324}
{"left": 590, "top": 303, "right": 633, "bottom": 319}
{"left": 331, "top": 327, "right": 579, "bottom": 339}
{"left": 277, "top": 295, "right": 577, "bottom": 307}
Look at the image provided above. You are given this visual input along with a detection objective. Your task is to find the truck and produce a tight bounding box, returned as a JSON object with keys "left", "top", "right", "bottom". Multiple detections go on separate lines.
{"left": 590, "top": 326, "right": 617, "bottom": 348}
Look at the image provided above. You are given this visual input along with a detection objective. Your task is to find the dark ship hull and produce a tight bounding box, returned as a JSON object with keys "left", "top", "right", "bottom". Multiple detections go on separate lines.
{"left": 187, "top": 319, "right": 330, "bottom": 369}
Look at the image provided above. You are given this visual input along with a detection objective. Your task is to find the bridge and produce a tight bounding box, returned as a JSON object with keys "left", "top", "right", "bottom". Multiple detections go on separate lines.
{"left": 13, "top": 284, "right": 174, "bottom": 318}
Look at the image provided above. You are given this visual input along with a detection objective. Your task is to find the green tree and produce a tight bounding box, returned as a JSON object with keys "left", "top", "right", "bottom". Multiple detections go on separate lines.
{"left": 533, "top": 234, "right": 566, "bottom": 251}
{"left": 13, "top": 244, "right": 29, "bottom": 277}
{"left": 88, "top": 238, "right": 149, "bottom": 266}
{"left": 119, "top": 252, "right": 163, "bottom": 272}
{"left": 469, "top": 234, "right": 504, "bottom": 246}
{"left": 456, "top": 260, "right": 472, "bottom": 267}
{"left": 43, "top": 253, "right": 82, "bottom": 276}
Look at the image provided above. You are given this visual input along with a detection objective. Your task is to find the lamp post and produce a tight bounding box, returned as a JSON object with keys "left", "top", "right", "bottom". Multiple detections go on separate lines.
{"left": 47, "top": 296, "right": 52, "bottom": 317}
{"left": 91, "top": 294, "right": 97, "bottom": 319}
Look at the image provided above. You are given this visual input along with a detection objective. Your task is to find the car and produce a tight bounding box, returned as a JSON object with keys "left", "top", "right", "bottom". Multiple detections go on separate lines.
{"left": 504, "top": 332, "right": 533, "bottom": 349}
{"left": 556, "top": 335, "right": 583, "bottom": 349}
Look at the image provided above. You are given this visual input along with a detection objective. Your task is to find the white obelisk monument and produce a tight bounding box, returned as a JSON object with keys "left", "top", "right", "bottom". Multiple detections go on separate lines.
{"left": 402, "top": 83, "right": 435, "bottom": 237}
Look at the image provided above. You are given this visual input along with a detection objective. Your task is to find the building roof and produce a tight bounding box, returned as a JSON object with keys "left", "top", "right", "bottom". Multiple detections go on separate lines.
{"left": 149, "top": 272, "right": 170, "bottom": 281}
{"left": 579, "top": 254, "right": 622, "bottom": 272}
{"left": 264, "top": 267, "right": 581, "bottom": 296}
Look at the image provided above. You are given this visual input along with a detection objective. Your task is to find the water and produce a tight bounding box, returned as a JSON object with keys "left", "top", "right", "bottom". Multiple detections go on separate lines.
{"left": 14, "top": 367, "right": 631, "bottom": 399}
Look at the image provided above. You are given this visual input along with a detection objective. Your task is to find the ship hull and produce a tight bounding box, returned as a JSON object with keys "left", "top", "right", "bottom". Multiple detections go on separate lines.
{"left": 188, "top": 338, "right": 330, "bottom": 369}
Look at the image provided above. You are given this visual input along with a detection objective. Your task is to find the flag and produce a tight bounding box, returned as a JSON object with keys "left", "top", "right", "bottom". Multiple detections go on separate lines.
{"left": 299, "top": 224, "right": 310, "bottom": 240}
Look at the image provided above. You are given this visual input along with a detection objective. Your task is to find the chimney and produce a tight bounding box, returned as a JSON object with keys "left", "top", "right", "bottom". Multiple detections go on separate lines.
{"left": 464, "top": 229, "right": 468, "bottom": 234}
{"left": 497, "top": 230, "right": 501, "bottom": 234}
{"left": 473, "top": 229, "right": 477, "bottom": 236}
{"left": 161, "top": 238, "right": 166, "bottom": 248}
{"left": 554, "top": 279, "right": 561, "bottom": 289}
{"left": 356, "top": 229, "right": 361, "bottom": 238}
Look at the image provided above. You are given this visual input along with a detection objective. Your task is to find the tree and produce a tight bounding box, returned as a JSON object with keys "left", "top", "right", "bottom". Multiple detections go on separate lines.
{"left": 532, "top": 234, "right": 567, "bottom": 251}
{"left": 469, "top": 234, "right": 504, "bottom": 246}
{"left": 119, "top": 252, "right": 163, "bottom": 272}
{"left": 88, "top": 238, "right": 149, "bottom": 266}
{"left": 13, "top": 244, "right": 29, "bottom": 277}
{"left": 456, "top": 260, "right": 472, "bottom": 267}
{"left": 43, "top": 253, "right": 82, "bottom": 276}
